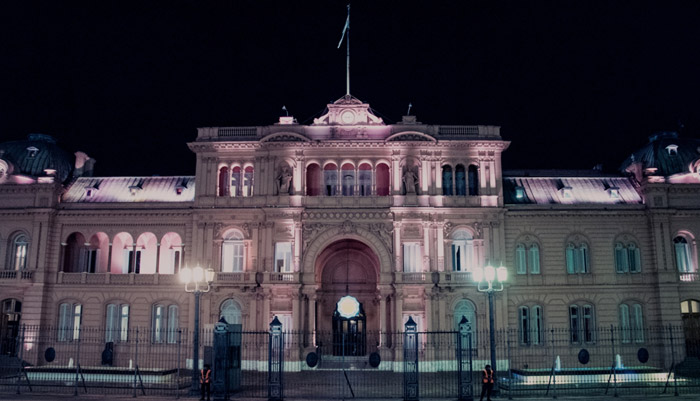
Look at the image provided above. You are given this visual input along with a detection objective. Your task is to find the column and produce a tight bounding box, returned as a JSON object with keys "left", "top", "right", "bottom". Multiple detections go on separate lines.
{"left": 435, "top": 160, "right": 442, "bottom": 194}
{"left": 293, "top": 222, "right": 302, "bottom": 272}
{"left": 107, "top": 243, "right": 113, "bottom": 273}
{"left": 438, "top": 294, "right": 447, "bottom": 331}
{"left": 292, "top": 292, "right": 301, "bottom": 332}
{"left": 249, "top": 294, "right": 258, "bottom": 330}
{"left": 480, "top": 159, "right": 487, "bottom": 190}
{"left": 354, "top": 166, "right": 359, "bottom": 195}
{"left": 421, "top": 157, "right": 429, "bottom": 194}
{"left": 371, "top": 166, "right": 377, "bottom": 195}
{"left": 308, "top": 294, "right": 317, "bottom": 346}
{"left": 392, "top": 154, "right": 401, "bottom": 194}
{"left": 336, "top": 165, "right": 341, "bottom": 195}
{"left": 425, "top": 290, "right": 433, "bottom": 331}
{"left": 379, "top": 295, "right": 387, "bottom": 346}
{"left": 155, "top": 242, "right": 161, "bottom": 274}
{"left": 436, "top": 223, "right": 445, "bottom": 271}
{"left": 422, "top": 222, "right": 430, "bottom": 272}
{"left": 294, "top": 158, "right": 303, "bottom": 195}
{"left": 263, "top": 290, "right": 271, "bottom": 328}
{"left": 130, "top": 243, "right": 137, "bottom": 273}
{"left": 489, "top": 159, "right": 496, "bottom": 189}
{"left": 394, "top": 222, "right": 402, "bottom": 272}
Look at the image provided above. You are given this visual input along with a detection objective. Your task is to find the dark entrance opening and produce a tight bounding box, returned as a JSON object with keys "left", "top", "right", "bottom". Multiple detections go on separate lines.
{"left": 332, "top": 302, "right": 366, "bottom": 356}
{"left": 1, "top": 299, "right": 21, "bottom": 356}
{"left": 681, "top": 299, "right": 700, "bottom": 358}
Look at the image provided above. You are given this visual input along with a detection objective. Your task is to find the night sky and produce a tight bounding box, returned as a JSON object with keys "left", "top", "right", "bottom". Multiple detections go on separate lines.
{"left": 2, "top": 1, "right": 699, "bottom": 177}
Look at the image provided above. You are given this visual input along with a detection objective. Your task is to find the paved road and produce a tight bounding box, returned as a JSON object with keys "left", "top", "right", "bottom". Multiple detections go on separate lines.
{"left": 2, "top": 395, "right": 700, "bottom": 401}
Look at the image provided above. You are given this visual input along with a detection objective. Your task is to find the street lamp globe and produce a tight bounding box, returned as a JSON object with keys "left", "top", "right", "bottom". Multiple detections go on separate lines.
{"left": 180, "top": 266, "right": 192, "bottom": 284}
{"left": 472, "top": 266, "right": 483, "bottom": 283}
{"left": 484, "top": 265, "right": 496, "bottom": 282}
{"left": 497, "top": 265, "right": 508, "bottom": 282}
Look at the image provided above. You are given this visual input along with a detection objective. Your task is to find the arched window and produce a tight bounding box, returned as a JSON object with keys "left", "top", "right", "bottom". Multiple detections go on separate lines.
{"left": 324, "top": 163, "right": 338, "bottom": 196}
{"left": 11, "top": 234, "right": 29, "bottom": 271}
{"left": 518, "top": 305, "right": 544, "bottom": 345}
{"left": 242, "top": 166, "right": 254, "bottom": 197}
{"left": 58, "top": 302, "right": 82, "bottom": 342}
{"left": 358, "top": 163, "right": 372, "bottom": 196}
{"left": 341, "top": 163, "right": 355, "bottom": 196}
{"left": 152, "top": 303, "right": 179, "bottom": 343}
{"left": 674, "top": 236, "right": 695, "bottom": 273}
{"left": 619, "top": 302, "right": 644, "bottom": 343}
{"left": 376, "top": 163, "right": 390, "bottom": 196}
{"left": 454, "top": 299, "right": 477, "bottom": 346}
{"left": 516, "top": 243, "right": 541, "bottom": 274}
{"left": 615, "top": 242, "right": 641, "bottom": 273}
{"left": 105, "top": 303, "right": 129, "bottom": 342}
{"left": 451, "top": 230, "right": 474, "bottom": 272}
{"left": 566, "top": 242, "right": 589, "bottom": 274}
{"left": 442, "top": 166, "right": 453, "bottom": 196}
{"left": 231, "top": 166, "right": 241, "bottom": 197}
{"left": 218, "top": 166, "right": 229, "bottom": 197}
{"left": 306, "top": 164, "right": 321, "bottom": 196}
{"left": 221, "top": 230, "right": 245, "bottom": 272}
{"left": 455, "top": 164, "right": 467, "bottom": 196}
{"left": 468, "top": 165, "right": 479, "bottom": 196}
{"left": 220, "top": 299, "right": 242, "bottom": 325}
{"left": 569, "top": 303, "right": 595, "bottom": 343}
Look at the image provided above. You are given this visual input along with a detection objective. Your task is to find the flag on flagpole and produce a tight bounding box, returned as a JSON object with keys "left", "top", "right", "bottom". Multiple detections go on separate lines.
{"left": 337, "top": 11, "right": 349, "bottom": 48}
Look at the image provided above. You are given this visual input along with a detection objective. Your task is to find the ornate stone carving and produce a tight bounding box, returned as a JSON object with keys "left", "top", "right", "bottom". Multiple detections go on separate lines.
{"left": 340, "top": 220, "right": 357, "bottom": 234}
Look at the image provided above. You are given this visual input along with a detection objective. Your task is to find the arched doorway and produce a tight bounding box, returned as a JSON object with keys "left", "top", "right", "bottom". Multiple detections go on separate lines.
{"left": 316, "top": 239, "right": 379, "bottom": 357}
{"left": 1, "top": 299, "right": 21, "bottom": 356}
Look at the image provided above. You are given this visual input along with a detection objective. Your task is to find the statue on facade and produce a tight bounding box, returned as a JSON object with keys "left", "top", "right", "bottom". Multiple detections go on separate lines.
{"left": 277, "top": 166, "right": 292, "bottom": 195}
{"left": 403, "top": 168, "right": 418, "bottom": 195}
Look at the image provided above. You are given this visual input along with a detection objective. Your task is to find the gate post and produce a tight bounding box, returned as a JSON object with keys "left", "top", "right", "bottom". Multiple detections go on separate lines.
{"left": 403, "top": 316, "right": 419, "bottom": 401}
{"left": 268, "top": 317, "right": 284, "bottom": 401}
{"left": 457, "top": 316, "right": 474, "bottom": 401}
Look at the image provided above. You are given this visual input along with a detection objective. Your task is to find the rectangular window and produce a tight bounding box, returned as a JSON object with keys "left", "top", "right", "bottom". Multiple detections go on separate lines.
{"left": 569, "top": 305, "right": 579, "bottom": 343}
{"left": 404, "top": 243, "right": 422, "bottom": 272}
{"left": 519, "top": 307, "right": 529, "bottom": 344}
{"left": 452, "top": 240, "right": 473, "bottom": 272}
{"left": 516, "top": 245, "right": 527, "bottom": 274}
{"left": 358, "top": 169, "right": 372, "bottom": 196}
{"left": 167, "top": 305, "right": 179, "bottom": 344}
{"left": 58, "top": 303, "right": 82, "bottom": 342}
{"left": 119, "top": 305, "right": 129, "bottom": 342}
{"left": 583, "top": 305, "right": 594, "bottom": 343}
{"left": 615, "top": 244, "right": 628, "bottom": 273}
{"left": 532, "top": 306, "right": 543, "bottom": 345}
{"left": 619, "top": 304, "right": 630, "bottom": 343}
{"left": 275, "top": 242, "right": 293, "bottom": 273}
{"left": 566, "top": 246, "right": 576, "bottom": 274}
{"left": 222, "top": 242, "right": 245, "bottom": 272}
{"left": 632, "top": 304, "right": 644, "bottom": 343}
{"left": 529, "top": 245, "right": 540, "bottom": 274}
{"left": 628, "top": 246, "right": 641, "bottom": 273}
{"left": 14, "top": 243, "right": 28, "bottom": 271}
{"left": 172, "top": 249, "right": 181, "bottom": 273}
{"left": 153, "top": 305, "right": 165, "bottom": 343}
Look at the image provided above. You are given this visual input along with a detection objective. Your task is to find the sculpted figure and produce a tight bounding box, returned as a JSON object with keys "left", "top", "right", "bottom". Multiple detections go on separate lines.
{"left": 403, "top": 168, "right": 418, "bottom": 194}
{"left": 277, "top": 166, "right": 293, "bottom": 195}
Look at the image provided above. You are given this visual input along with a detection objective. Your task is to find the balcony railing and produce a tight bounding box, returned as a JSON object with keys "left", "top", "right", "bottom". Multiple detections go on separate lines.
{"left": 0, "top": 270, "right": 34, "bottom": 281}
{"left": 679, "top": 272, "right": 700, "bottom": 283}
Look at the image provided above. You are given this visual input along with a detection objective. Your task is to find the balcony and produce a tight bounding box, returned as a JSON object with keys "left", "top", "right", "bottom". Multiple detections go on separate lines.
{"left": 0, "top": 270, "right": 33, "bottom": 281}
{"left": 679, "top": 272, "right": 700, "bottom": 283}
{"left": 57, "top": 272, "right": 180, "bottom": 285}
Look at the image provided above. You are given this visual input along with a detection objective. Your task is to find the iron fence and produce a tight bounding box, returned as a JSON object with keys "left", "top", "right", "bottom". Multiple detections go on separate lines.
{"left": 1, "top": 324, "right": 699, "bottom": 399}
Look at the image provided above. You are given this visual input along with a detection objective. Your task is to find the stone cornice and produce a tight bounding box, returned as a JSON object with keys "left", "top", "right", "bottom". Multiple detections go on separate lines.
{"left": 189, "top": 140, "right": 509, "bottom": 152}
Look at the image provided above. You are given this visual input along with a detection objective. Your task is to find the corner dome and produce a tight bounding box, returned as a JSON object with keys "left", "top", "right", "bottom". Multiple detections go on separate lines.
{"left": 620, "top": 132, "right": 700, "bottom": 178}
{"left": 0, "top": 134, "right": 74, "bottom": 183}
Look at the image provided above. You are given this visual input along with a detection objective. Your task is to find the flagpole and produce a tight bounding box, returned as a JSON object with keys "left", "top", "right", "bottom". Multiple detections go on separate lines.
{"left": 345, "top": 4, "right": 350, "bottom": 96}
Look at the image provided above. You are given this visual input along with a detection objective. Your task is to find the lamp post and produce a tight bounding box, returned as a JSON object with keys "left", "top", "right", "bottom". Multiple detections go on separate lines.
{"left": 473, "top": 264, "right": 508, "bottom": 382}
{"left": 180, "top": 265, "right": 215, "bottom": 395}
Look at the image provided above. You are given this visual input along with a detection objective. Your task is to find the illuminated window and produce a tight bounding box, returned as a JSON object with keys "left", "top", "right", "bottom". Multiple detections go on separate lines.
{"left": 218, "top": 166, "right": 229, "bottom": 197}
{"left": 375, "top": 164, "right": 390, "bottom": 196}
{"left": 124, "top": 249, "right": 141, "bottom": 274}
{"left": 275, "top": 242, "right": 292, "bottom": 272}
{"left": 403, "top": 243, "right": 422, "bottom": 272}
{"left": 58, "top": 303, "right": 82, "bottom": 342}
{"left": 220, "top": 299, "right": 242, "bottom": 325}
{"left": 11, "top": 234, "right": 29, "bottom": 271}
{"left": 455, "top": 164, "right": 467, "bottom": 196}
{"left": 468, "top": 165, "right": 479, "bottom": 196}
{"left": 451, "top": 230, "right": 474, "bottom": 272}
{"left": 242, "top": 166, "right": 254, "bottom": 197}
{"left": 324, "top": 164, "right": 338, "bottom": 196}
{"left": 674, "top": 236, "right": 695, "bottom": 273}
{"left": 230, "top": 166, "right": 241, "bottom": 197}
{"left": 341, "top": 163, "right": 355, "bottom": 196}
{"left": 306, "top": 164, "right": 321, "bottom": 196}
{"left": 221, "top": 230, "right": 245, "bottom": 272}
{"left": 105, "top": 303, "right": 129, "bottom": 343}
{"left": 358, "top": 163, "right": 372, "bottom": 196}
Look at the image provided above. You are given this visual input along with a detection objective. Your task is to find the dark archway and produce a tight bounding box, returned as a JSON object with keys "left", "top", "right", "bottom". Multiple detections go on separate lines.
{"left": 0, "top": 299, "right": 21, "bottom": 356}
{"left": 315, "top": 239, "right": 379, "bottom": 357}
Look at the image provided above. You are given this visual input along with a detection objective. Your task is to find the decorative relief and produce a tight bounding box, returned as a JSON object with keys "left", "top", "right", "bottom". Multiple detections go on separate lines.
{"left": 302, "top": 211, "right": 392, "bottom": 220}
{"left": 402, "top": 224, "right": 422, "bottom": 239}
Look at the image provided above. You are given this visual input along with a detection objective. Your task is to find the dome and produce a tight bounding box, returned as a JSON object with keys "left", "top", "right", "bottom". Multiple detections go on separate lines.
{"left": 0, "top": 134, "right": 74, "bottom": 183}
{"left": 620, "top": 132, "right": 700, "bottom": 178}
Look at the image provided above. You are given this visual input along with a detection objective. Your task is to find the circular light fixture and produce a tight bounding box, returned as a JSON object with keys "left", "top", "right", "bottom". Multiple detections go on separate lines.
{"left": 337, "top": 295, "right": 360, "bottom": 319}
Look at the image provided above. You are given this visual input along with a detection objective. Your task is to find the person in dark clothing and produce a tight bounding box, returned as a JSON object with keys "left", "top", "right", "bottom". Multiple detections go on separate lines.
{"left": 480, "top": 364, "right": 495, "bottom": 401}
{"left": 200, "top": 364, "right": 211, "bottom": 401}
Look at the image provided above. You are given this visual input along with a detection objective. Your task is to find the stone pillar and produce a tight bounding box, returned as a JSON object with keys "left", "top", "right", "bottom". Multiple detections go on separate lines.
{"left": 155, "top": 242, "right": 161, "bottom": 274}
{"left": 422, "top": 222, "right": 431, "bottom": 272}
{"left": 293, "top": 222, "right": 302, "bottom": 272}
{"left": 394, "top": 222, "right": 402, "bottom": 272}
{"left": 262, "top": 289, "right": 271, "bottom": 328}
{"left": 379, "top": 295, "right": 387, "bottom": 346}
{"left": 421, "top": 157, "right": 429, "bottom": 194}
{"left": 435, "top": 160, "right": 442, "bottom": 194}
{"left": 480, "top": 159, "right": 487, "bottom": 190}
{"left": 436, "top": 224, "right": 445, "bottom": 272}
{"left": 107, "top": 242, "right": 113, "bottom": 273}
{"left": 392, "top": 153, "right": 401, "bottom": 194}
{"left": 292, "top": 291, "right": 301, "bottom": 333}
{"left": 294, "top": 157, "right": 303, "bottom": 195}
{"left": 438, "top": 294, "right": 447, "bottom": 331}
{"left": 371, "top": 166, "right": 377, "bottom": 195}
{"left": 308, "top": 294, "right": 317, "bottom": 346}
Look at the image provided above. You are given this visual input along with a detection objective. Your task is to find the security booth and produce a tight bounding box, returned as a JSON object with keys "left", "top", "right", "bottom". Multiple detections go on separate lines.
{"left": 213, "top": 318, "right": 242, "bottom": 398}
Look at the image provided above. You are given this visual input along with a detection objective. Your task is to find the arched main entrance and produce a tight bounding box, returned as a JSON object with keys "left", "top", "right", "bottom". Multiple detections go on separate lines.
{"left": 315, "top": 239, "right": 379, "bottom": 357}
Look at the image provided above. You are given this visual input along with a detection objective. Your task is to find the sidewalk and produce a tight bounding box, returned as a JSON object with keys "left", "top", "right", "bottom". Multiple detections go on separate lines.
{"left": 2, "top": 395, "right": 700, "bottom": 401}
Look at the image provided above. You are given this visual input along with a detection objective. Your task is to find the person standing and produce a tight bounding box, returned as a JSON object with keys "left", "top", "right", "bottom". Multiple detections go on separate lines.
{"left": 480, "top": 364, "right": 495, "bottom": 401}
{"left": 200, "top": 364, "right": 211, "bottom": 401}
